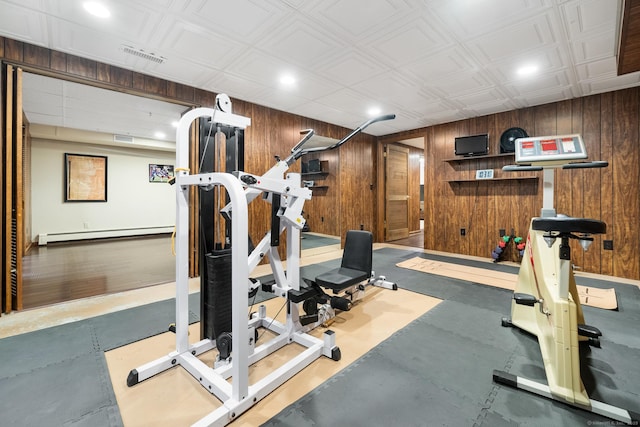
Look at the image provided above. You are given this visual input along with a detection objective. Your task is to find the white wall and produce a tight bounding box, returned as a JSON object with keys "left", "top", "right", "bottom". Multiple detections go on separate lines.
{"left": 31, "top": 138, "right": 176, "bottom": 242}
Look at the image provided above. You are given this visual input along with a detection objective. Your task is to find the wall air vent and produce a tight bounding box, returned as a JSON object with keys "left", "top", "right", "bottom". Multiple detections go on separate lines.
{"left": 114, "top": 134, "right": 135, "bottom": 143}
{"left": 121, "top": 45, "right": 166, "bottom": 64}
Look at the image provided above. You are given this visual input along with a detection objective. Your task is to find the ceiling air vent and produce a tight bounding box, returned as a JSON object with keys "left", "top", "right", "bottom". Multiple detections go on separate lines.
{"left": 114, "top": 134, "right": 134, "bottom": 144}
{"left": 121, "top": 45, "right": 166, "bottom": 64}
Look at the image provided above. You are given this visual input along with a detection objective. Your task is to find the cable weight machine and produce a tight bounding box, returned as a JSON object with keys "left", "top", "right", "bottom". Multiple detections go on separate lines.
{"left": 126, "top": 95, "right": 395, "bottom": 426}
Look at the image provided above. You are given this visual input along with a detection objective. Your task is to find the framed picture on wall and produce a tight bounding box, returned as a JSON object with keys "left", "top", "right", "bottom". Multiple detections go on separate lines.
{"left": 64, "top": 153, "right": 108, "bottom": 202}
{"left": 149, "top": 164, "right": 174, "bottom": 183}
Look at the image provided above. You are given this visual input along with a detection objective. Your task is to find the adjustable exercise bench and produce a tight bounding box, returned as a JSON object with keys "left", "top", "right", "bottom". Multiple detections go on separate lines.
{"left": 292, "top": 230, "right": 397, "bottom": 328}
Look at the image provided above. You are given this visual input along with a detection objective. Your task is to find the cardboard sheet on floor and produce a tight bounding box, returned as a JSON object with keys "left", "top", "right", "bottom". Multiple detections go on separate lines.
{"left": 396, "top": 257, "right": 618, "bottom": 310}
{"left": 105, "top": 287, "right": 441, "bottom": 427}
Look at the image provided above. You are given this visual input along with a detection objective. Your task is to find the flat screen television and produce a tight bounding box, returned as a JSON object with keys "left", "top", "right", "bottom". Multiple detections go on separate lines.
{"left": 307, "top": 158, "right": 322, "bottom": 172}
{"left": 454, "top": 134, "right": 489, "bottom": 157}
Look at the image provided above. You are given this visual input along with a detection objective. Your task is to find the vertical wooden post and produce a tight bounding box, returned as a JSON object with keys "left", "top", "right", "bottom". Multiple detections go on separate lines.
{"left": 3, "top": 64, "right": 14, "bottom": 313}
{"left": 189, "top": 115, "right": 199, "bottom": 278}
{"left": 14, "top": 65, "right": 23, "bottom": 310}
{"left": 1, "top": 63, "right": 24, "bottom": 313}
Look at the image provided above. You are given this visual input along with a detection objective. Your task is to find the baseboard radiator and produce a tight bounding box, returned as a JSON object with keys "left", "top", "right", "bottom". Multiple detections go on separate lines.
{"left": 37, "top": 226, "right": 174, "bottom": 246}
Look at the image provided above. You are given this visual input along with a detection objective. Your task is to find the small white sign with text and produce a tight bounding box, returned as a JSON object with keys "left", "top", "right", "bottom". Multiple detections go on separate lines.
{"left": 475, "top": 169, "right": 494, "bottom": 180}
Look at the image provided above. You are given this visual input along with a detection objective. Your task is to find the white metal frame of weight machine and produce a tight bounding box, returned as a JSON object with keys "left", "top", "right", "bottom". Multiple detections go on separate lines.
{"left": 127, "top": 102, "right": 395, "bottom": 426}
{"left": 127, "top": 105, "right": 340, "bottom": 427}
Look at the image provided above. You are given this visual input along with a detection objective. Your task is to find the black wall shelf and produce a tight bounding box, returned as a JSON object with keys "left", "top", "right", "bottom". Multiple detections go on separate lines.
{"left": 446, "top": 176, "right": 538, "bottom": 183}
{"left": 443, "top": 153, "right": 514, "bottom": 163}
{"left": 302, "top": 158, "right": 329, "bottom": 194}
{"left": 301, "top": 171, "right": 329, "bottom": 177}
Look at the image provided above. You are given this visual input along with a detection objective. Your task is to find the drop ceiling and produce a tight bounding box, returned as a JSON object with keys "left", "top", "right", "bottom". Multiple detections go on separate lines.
{"left": 1, "top": 0, "right": 637, "bottom": 141}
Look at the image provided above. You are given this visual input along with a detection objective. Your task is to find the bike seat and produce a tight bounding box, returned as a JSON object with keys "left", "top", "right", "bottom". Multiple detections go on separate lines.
{"left": 532, "top": 217, "right": 606, "bottom": 235}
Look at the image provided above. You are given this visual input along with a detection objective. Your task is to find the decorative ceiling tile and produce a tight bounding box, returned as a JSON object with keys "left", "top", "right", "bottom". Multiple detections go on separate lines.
{"left": 0, "top": 2, "right": 48, "bottom": 44}
{"left": 471, "top": 13, "right": 558, "bottom": 63}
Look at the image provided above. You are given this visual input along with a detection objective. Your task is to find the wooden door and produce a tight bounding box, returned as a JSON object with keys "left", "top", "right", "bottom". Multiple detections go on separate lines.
{"left": 385, "top": 144, "right": 410, "bottom": 241}
{"left": 2, "top": 64, "right": 24, "bottom": 313}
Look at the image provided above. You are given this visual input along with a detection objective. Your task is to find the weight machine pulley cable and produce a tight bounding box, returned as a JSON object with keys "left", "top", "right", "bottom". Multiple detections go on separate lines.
{"left": 198, "top": 109, "right": 217, "bottom": 174}
{"left": 255, "top": 298, "right": 288, "bottom": 343}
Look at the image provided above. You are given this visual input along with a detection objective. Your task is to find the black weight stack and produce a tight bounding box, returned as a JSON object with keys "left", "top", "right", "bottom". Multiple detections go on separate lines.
{"left": 202, "top": 249, "right": 233, "bottom": 342}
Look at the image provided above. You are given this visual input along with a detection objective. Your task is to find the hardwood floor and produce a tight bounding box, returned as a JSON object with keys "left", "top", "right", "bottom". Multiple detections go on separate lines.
{"left": 388, "top": 230, "right": 424, "bottom": 248}
{"left": 22, "top": 235, "right": 175, "bottom": 309}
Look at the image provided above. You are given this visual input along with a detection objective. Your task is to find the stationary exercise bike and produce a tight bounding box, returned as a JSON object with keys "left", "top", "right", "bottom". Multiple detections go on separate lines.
{"left": 492, "top": 134, "right": 638, "bottom": 425}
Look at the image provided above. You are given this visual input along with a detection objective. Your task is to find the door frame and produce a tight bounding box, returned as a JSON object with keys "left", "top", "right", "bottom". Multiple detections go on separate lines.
{"left": 375, "top": 133, "right": 426, "bottom": 243}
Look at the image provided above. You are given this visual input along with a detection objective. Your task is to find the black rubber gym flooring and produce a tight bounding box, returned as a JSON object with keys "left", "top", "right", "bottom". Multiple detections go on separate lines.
{"left": 0, "top": 247, "right": 638, "bottom": 426}
{"left": 300, "top": 232, "right": 339, "bottom": 250}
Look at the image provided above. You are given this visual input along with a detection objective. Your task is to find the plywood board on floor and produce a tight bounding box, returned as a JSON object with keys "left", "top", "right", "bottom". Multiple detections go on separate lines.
{"left": 397, "top": 257, "right": 618, "bottom": 310}
{"left": 105, "top": 287, "right": 441, "bottom": 426}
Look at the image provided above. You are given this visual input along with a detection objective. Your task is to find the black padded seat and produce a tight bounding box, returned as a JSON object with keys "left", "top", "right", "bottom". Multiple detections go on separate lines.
{"left": 532, "top": 217, "right": 606, "bottom": 235}
{"left": 315, "top": 267, "right": 369, "bottom": 291}
{"left": 315, "top": 230, "right": 373, "bottom": 292}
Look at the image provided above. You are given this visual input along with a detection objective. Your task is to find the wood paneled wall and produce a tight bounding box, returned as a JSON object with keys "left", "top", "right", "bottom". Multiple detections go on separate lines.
{"left": 0, "top": 37, "right": 211, "bottom": 107}
{"left": 382, "top": 91, "right": 640, "bottom": 280}
{"left": 338, "top": 132, "right": 377, "bottom": 240}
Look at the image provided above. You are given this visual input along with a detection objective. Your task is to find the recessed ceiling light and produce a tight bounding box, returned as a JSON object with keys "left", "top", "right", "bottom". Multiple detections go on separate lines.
{"left": 279, "top": 74, "right": 296, "bottom": 86}
{"left": 154, "top": 131, "right": 166, "bottom": 139}
{"left": 517, "top": 64, "right": 539, "bottom": 77}
{"left": 367, "top": 107, "right": 382, "bottom": 116}
{"left": 83, "top": 2, "right": 111, "bottom": 18}
{"left": 171, "top": 121, "right": 179, "bottom": 128}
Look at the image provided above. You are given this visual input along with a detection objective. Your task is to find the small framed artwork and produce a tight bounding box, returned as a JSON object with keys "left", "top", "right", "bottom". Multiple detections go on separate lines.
{"left": 65, "top": 153, "right": 108, "bottom": 202}
{"left": 149, "top": 164, "right": 174, "bottom": 183}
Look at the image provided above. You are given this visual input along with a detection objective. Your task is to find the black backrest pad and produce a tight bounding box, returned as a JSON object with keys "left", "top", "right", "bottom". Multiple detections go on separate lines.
{"left": 341, "top": 230, "right": 373, "bottom": 274}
